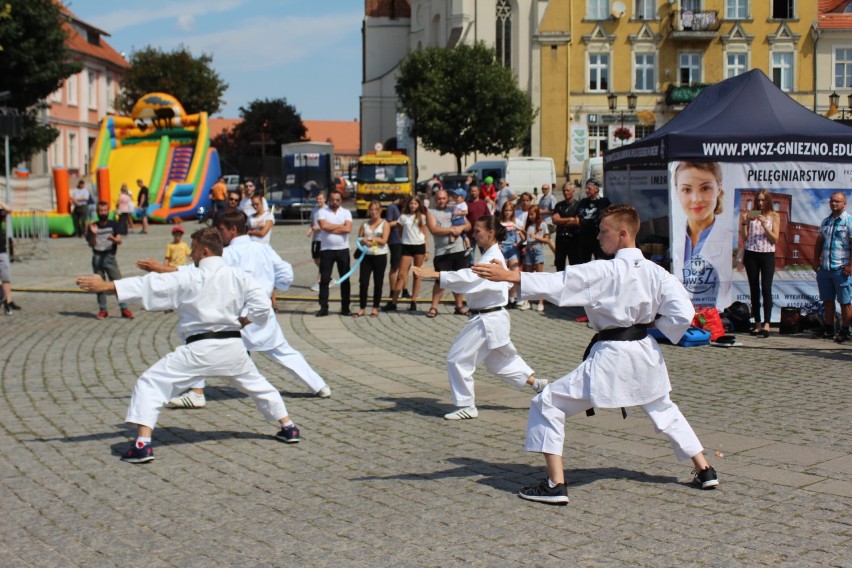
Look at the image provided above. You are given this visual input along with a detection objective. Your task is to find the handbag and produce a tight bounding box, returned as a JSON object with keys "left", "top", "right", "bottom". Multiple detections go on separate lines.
{"left": 692, "top": 306, "right": 725, "bottom": 341}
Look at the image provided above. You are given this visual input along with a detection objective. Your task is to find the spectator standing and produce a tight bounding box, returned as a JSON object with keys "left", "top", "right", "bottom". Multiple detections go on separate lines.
{"left": 135, "top": 179, "right": 149, "bottom": 234}
{"left": 0, "top": 202, "right": 21, "bottom": 315}
{"left": 86, "top": 201, "right": 133, "bottom": 320}
{"left": 537, "top": 183, "right": 557, "bottom": 228}
{"left": 70, "top": 179, "right": 91, "bottom": 238}
{"left": 480, "top": 176, "right": 497, "bottom": 208}
{"left": 812, "top": 192, "right": 852, "bottom": 343}
{"left": 466, "top": 184, "right": 490, "bottom": 260}
{"left": 239, "top": 181, "right": 268, "bottom": 217}
{"left": 116, "top": 185, "right": 135, "bottom": 233}
{"left": 552, "top": 182, "right": 581, "bottom": 270}
{"left": 210, "top": 176, "right": 228, "bottom": 215}
{"left": 383, "top": 195, "right": 429, "bottom": 312}
{"left": 522, "top": 205, "right": 550, "bottom": 312}
{"left": 576, "top": 178, "right": 611, "bottom": 263}
{"left": 164, "top": 225, "right": 191, "bottom": 267}
{"left": 739, "top": 189, "right": 779, "bottom": 337}
{"left": 355, "top": 200, "right": 391, "bottom": 318}
{"left": 316, "top": 189, "right": 352, "bottom": 317}
{"left": 306, "top": 192, "right": 327, "bottom": 292}
{"left": 247, "top": 194, "right": 275, "bottom": 244}
{"left": 496, "top": 179, "right": 516, "bottom": 211}
{"left": 384, "top": 195, "right": 411, "bottom": 299}
{"left": 448, "top": 188, "right": 471, "bottom": 253}
{"left": 498, "top": 200, "right": 525, "bottom": 309}
{"left": 426, "top": 189, "right": 470, "bottom": 318}
{"left": 213, "top": 190, "right": 241, "bottom": 227}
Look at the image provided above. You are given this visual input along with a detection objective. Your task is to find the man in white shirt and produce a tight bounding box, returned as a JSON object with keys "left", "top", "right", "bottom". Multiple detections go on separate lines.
{"left": 76, "top": 228, "right": 301, "bottom": 464}
{"left": 136, "top": 210, "right": 332, "bottom": 408}
{"left": 474, "top": 204, "right": 718, "bottom": 505}
{"left": 316, "top": 189, "right": 352, "bottom": 316}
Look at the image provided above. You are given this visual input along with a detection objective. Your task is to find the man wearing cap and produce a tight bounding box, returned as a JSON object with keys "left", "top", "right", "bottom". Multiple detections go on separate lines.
{"left": 425, "top": 188, "right": 470, "bottom": 317}
{"left": 576, "top": 178, "right": 611, "bottom": 263}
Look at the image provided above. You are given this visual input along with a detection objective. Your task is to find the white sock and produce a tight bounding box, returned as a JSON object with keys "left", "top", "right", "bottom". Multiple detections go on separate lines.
{"left": 188, "top": 391, "right": 204, "bottom": 398}
{"left": 136, "top": 436, "right": 152, "bottom": 448}
{"left": 281, "top": 420, "right": 294, "bottom": 428}
{"left": 547, "top": 478, "right": 558, "bottom": 488}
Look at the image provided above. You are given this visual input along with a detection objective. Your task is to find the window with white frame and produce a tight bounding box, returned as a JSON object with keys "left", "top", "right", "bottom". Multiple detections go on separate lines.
{"left": 106, "top": 75, "right": 114, "bottom": 112}
{"left": 67, "top": 75, "right": 77, "bottom": 105}
{"left": 725, "top": 52, "right": 748, "bottom": 78}
{"left": 88, "top": 71, "right": 97, "bottom": 109}
{"left": 588, "top": 124, "right": 608, "bottom": 157}
{"left": 635, "top": 124, "right": 655, "bottom": 139}
{"left": 725, "top": 0, "right": 748, "bottom": 19}
{"left": 836, "top": 48, "right": 852, "bottom": 89}
{"left": 52, "top": 132, "right": 63, "bottom": 166}
{"left": 634, "top": 53, "right": 656, "bottom": 92}
{"left": 679, "top": 53, "right": 701, "bottom": 85}
{"left": 635, "top": 0, "right": 656, "bottom": 20}
{"left": 682, "top": 0, "right": 701, "bottom": 10}
{"left": 51, "top": 87, "right": 62, "bottom": 103}
{"left": 771, "top": 51, "right": 793, "bottom": 91}
{"left": 588, "top": 53, "right": 609, "bottom": 92}
{"left": 588, "top": 0, "right": 608, "bottom": 20}
{"left": 68, "top": 132, "right": 77, "bottom": 168}
{"left": 771, "top": 0, "right": 794, "bottom": 19}
{"left": 496, "top": 0, "right": 512, "bottom": 68}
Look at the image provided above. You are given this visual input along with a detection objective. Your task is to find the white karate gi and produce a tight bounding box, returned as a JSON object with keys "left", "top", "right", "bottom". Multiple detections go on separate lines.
{"left": 190, "top": 235, "right": 327, "bottom": 393}
{"left": 439, "top": 243, "right": 534, "bottom": 407}
{"left": 116, "top": 256, "right": 289, "bottom": 429}
{"left": 520, "top": 248, "right": 704, "bottom": 461}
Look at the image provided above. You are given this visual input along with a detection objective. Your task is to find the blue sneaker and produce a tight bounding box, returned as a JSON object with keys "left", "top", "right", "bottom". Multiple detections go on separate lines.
{"left": 276, "top": 424, "right": 300, "bottom": 444}
{"left": 120, "top": 442, "right": 155, "bottom": 464}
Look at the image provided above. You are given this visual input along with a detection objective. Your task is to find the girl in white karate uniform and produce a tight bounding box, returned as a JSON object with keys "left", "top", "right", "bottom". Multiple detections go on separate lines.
{"left": 414, "top": 215, "right": 546, "bottom": 420}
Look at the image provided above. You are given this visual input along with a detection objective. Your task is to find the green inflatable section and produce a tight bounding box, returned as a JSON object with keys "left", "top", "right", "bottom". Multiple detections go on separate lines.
{"left": 10, "top": 214, "right": 75, "bottom": 237}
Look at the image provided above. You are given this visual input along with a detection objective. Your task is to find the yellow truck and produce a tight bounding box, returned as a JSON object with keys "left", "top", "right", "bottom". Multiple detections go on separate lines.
{"left": 355, "top": 151, "right": 413, "bottom": 218}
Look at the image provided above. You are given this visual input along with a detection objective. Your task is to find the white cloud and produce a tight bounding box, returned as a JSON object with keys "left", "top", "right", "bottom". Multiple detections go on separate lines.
{"left": 177, "top": 15, "right": 195, "bottom": 31}
{"left": 85, "top": 0, "right": 246, "bottom": 32}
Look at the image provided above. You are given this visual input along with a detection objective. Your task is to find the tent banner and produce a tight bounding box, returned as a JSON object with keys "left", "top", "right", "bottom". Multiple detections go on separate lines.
{"left": 670, "top": 160, "right": 852, "bottom": 318}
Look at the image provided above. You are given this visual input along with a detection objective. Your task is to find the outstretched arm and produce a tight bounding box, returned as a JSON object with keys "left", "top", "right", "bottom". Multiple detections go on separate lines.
{"left": 472, "top": 259, "right": 521, "bottom": 285}
{"left": 137, "top": 258, "right": 177, "bottom": 273}
{"left": 76, "top": 274, "right": 116, "bottom": 295}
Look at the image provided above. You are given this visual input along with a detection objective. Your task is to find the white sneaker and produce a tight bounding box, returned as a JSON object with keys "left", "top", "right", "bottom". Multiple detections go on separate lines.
{"left": 444, "top": 406, "right": 478, "bottom": 420}
{"left": 166, "top": 392, "right": 206, "bottom": 409}
{"left": 535, "top": 303, "right": 544, "bottom": 312}
{"left": 531, "top": 378, "right": 549, "bottom": 393}
{"left": 517, "top": 300, "right": 530, "bottom": 311}
{"left": 316, "top": 386, "right": 331, "bottom": 398}
{"left": 310, "top": 283, "right": 320, "bottom": 292}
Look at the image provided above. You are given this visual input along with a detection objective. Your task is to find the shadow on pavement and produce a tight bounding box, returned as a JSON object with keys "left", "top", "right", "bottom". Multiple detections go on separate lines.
{"left": 372, "top": 396, "right": 520, "bottom": 417}
{"left": 352, "top": 456, "right": 678, "bottom": 494}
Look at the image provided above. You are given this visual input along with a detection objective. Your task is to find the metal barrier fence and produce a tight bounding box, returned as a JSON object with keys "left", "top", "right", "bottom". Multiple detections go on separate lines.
{"left": 10, "top": 209, "right": 49, "bottom": 261}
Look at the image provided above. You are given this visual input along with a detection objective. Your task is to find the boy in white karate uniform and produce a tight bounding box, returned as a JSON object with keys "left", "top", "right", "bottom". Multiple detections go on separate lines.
{"left": 474, "top": 204, "right": 718, "bottom": 505}
{"left": 76, "top": 228, "right": 301, "bottom": 464}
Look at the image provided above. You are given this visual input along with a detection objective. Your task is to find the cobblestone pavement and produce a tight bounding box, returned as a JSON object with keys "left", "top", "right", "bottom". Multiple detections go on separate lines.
{"left": 1, "top": 217, "right": 850, "bottom": 567}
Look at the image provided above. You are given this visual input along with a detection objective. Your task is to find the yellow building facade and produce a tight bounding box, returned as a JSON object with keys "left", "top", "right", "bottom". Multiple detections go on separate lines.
{"left": 538, "top": 1, "right": 818, "bottom": 183}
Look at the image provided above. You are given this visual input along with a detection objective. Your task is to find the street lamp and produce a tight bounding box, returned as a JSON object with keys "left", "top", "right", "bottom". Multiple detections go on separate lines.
{"left": 608, "top": 92, "right": 637, "bottom": 145}
{"left": 828, "top": 91, "right": 852, "bottom": 121}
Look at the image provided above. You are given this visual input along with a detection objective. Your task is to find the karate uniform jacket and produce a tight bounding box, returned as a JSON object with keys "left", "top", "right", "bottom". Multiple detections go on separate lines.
{"left": 115, "top": 256, "right": 271, "bottom": 341}
{"left": 520, "top": 248, "right": 694, "bottom": 408}
{"left": 440, "top": 243, "right": 513, "bottom": 349}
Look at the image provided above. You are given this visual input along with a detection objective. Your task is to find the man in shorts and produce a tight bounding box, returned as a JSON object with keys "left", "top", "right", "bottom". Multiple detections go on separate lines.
{"left": 426, "top": 189, "right": 470, "bottom": 317}
{"left": 813, "top": 191, "right": 852, "bottom": 343}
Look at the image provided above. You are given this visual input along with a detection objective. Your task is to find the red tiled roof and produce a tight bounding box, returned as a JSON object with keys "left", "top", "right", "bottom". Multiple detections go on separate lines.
{"left": 57, "top": 3, "right": 128, "bottom": 69}
{"left": 209, "top": 118, "right": 361, "bottom": 154}
{"left": 819, "top": 0, "right": 848, "bottom": 12}
{"left": 817, "top": 14, "right": 852, "bottom": 29}
{"left": 304, "top": 120, "right": 360, "bottom": 154}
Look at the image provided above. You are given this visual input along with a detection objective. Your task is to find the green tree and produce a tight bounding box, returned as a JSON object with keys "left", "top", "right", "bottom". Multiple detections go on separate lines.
{"left": 0, "top": 0, "right": 81, "bottom": 166}
{"left": 116, "top": 46, "right": 227, "bottom": 116}
{"left": 232, "top": 98, "right": 306, "bottom": 157}
{"left": 395, "top": 42, "right": 536, "bottom": 172}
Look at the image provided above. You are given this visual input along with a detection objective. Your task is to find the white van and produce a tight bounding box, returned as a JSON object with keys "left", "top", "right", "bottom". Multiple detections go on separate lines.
{"left": 505, "top": 157, "right": 556, "bottom": 196}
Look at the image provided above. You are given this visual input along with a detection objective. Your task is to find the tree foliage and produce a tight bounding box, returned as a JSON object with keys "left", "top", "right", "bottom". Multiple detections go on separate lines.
{"left": 214, "top": 98, "right": 306, "bottom": 166}
{"left": 395, "top": 42, "right": 536, "bottom": 172}
{"left": 0, "top": 0, "right": 81, "bottom": 165}
{"left": 116, "top": 46, "right": 227, "bottom": 116}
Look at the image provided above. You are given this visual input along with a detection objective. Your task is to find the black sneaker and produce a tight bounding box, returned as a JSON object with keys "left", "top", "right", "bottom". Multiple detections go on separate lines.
{"left": 692, "top": 466, "right": 719, "bottom": 489}
{"left": 6, "top": 301, "right": 21, "bottom": 311}
{"left": 315, "top": 309, "right": 329, "bottom": 317}
{"left": 518, "top": 479, "right": 569, "bottom": 505}
{"left": 2, "top": 301, "right": 11, "bottom": 316}
{"left": 120, "top": 442, "right": 155, "bottom": 464}
{"left": 822, "top": 326, "right": 835, "bottom": 340}
{"left": 276, "top": 424, "right": 300, "bottom": 444}
{"left": 835, "top": 328, "right": 849, "bottom": 344}
{"left": 401, "top": 289, "right": 411, "bottom": 299}
{"left": 381, "top": 302, "right": 397, "bottom": 312}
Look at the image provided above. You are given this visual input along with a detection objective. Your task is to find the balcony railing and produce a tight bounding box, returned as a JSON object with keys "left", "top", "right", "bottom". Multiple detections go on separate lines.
{"left": 665, "top": 84, "right": 708, "bottom": 106}
{"left": 670, "top": 10, "right": 720, "bottom": 38}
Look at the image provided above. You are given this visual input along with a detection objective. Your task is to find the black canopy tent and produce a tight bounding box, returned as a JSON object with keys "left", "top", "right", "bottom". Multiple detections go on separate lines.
{"left": 605, "top": 69, "right": 852, "bottom": 171}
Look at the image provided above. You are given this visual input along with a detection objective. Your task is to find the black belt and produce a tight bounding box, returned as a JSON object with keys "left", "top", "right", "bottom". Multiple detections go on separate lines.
{"left": 186, "top": 330, "right": 242, "bottom": 344}
{"left": 582, "top": 323, "right": 651, "bottom": 419}
{"left": 468, "top": 306, "right": 504, "bottom": 317}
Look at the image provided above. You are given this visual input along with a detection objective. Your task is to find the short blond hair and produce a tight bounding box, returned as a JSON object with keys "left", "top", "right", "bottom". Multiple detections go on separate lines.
{"left": 601, "top": 204, "right": 640, "bottom": 237}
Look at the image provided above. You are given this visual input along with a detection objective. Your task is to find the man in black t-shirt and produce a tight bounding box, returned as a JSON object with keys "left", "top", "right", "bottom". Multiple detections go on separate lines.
{"left": 86, "top": 201, "right": 133, "bottom": 320}
{"left": 136, "top": 179, "right": 149, "bottom": 234}
{"left": 551, "top": 182, "right": 581, "bottom": 270}
{"left": 576, "top": 179, "right": 611, "bottom": 263}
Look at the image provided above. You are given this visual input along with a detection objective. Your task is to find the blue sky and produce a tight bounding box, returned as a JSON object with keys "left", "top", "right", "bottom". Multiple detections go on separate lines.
{"left": 64, "top": 0, "right": 363, "bottom": 120}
